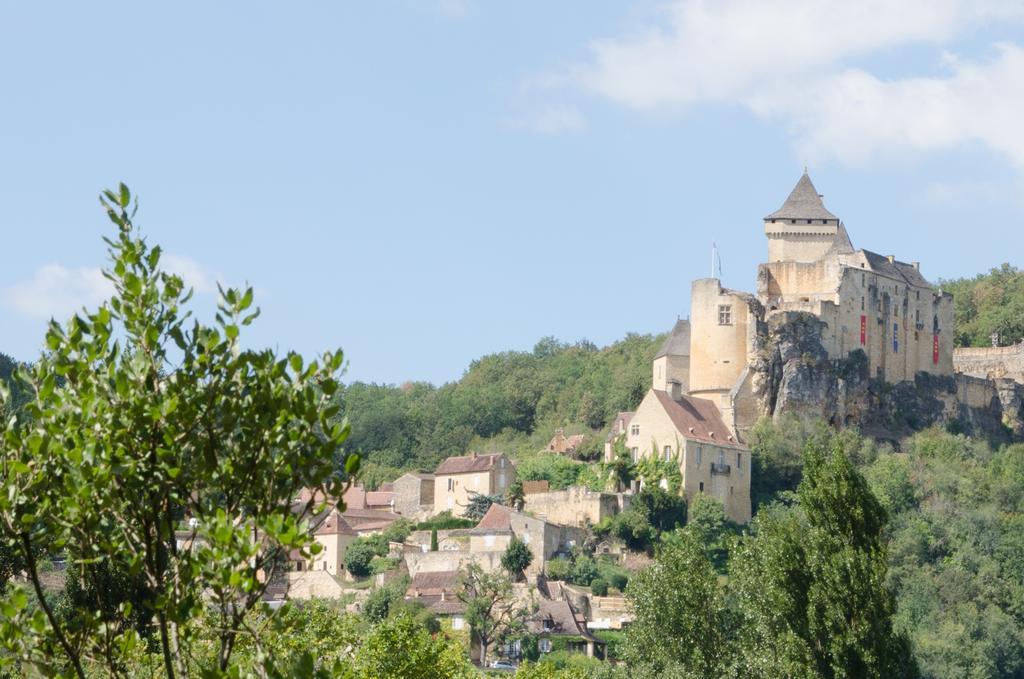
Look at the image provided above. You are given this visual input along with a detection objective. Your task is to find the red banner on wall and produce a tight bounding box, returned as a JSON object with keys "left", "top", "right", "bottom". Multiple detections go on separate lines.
{"left": 933, "top": 334, "right": 940, "bottom": 365}
{"left": 860, "top": 315, "right": 867, "bottom": 345}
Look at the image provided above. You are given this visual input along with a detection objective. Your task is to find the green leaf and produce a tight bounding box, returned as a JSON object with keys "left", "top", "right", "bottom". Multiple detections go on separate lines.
{"left": 118, "top": 182, "right": 130, "bottom": 207}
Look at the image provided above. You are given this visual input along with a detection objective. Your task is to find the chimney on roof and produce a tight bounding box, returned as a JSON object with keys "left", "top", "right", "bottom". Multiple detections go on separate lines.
{"left": 887, "top": 255, "right": 895, "bottom": 264}
{"left": 912, "top": 261, "right": 920, "bottom": 270}
{"left": 669, "top": 380, "right": 682, "bottom": 401}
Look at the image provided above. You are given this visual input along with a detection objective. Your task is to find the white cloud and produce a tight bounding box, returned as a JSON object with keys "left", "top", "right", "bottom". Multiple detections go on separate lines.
{"left": 438, "top": 0, "right": 469, "bottom": 17}
{"left": 161, "top": 253, "right": 219, "bottom": 294}
{"left": 545, "top": 0, "right": 1024, "bottom": 167}
{"left": 1, "top": 253, "right": 220, "bottom": 321}
{"left": 505, "top": 105, "right": 588, "bottom": 135}
{"left": 1, "top": 264, "right": 112, "bottom": 320}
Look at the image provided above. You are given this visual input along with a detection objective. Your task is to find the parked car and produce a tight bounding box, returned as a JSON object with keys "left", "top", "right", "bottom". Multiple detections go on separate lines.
{"left": 488, "top": 660, "right": 516, "bottom": 670}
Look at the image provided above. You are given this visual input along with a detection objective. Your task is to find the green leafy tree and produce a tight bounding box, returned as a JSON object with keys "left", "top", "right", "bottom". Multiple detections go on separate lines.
{"left": 458, "top": 562, "right": 530, "bottom": 667}
{"left": 607, "top": 438, "right": 635, "bottom": 492}
{"left": 345, "top": 541, "right": 377, "bottom": 578}
{"left": 590, "top": 578, "right": 608, "bottom": 596}
{"left": 0, "top": 185, "right": 353, "bottom": 678}
{"left": 730, "top": 438, "right": 918, "bottom": 678}
{"left": 430, "top": 527, "right": 439, "bottom": 552}
{"left": 623, "top": 528, "right": 731, "bottom": 675}
{"left": 501, "top": 536, "right": 533, "bottom": 581}
{"left": 352, "top": 612, "right": 474, "bottom": 678}
{"left": 681, "top": 494, "right": 739, "bottom": 572}
{"left": 462, "top": 491, "right": 504, "bottom": 520}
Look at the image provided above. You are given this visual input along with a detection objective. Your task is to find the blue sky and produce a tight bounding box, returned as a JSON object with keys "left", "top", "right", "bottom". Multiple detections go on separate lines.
{"left": 3, "top": 1, "right": 1024, "bottom": 385}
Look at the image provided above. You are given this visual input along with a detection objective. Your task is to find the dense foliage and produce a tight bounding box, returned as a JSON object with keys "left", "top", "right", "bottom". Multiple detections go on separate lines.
{"left": 941, "top": 263, "right": 1024, "bottom": 347}
{"left": 338, "top": 334, "right": 660, "bottom": 476}
{"left": 0, "top": 186, "right": 354, "bottom": 677}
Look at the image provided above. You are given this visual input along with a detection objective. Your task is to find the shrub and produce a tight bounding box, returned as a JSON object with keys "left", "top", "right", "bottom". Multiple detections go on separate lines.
{"left": 546, "top": 557, "right": 571, "bottom": 581}
{"left": 369, "top": 556, "right": 400, "bottom": 575}
{"left": 345, "top": 541, "right": 377, "bottom": 578}
{"left": 501, "top": 536, "right": 533, "bottom": 580}
{"left": 609, "top": 573, "right": 628, "bottom": 592}
{"left": 415, "top": 512, "right": 475, "bottom": 531}
{"left": 569, "top": 555, "right": 599, "bottom": 586}
{"left": 590, "top": 578, "right": 609, "bottom": 596}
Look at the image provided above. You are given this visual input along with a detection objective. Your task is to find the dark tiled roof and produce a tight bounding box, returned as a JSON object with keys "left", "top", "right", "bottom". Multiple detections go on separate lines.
{"left": 765, "top": 172, "right": 838, "bottom": 221}
{"left": 405, "top": 571, "right": 465, "bottom": 615}
{"left": 313, "top": 509, "right": 358, "bottom": 536}
{"left": 528, "top": 598, "right": 598, "bottom": 642}
{"left": 860, "top": 250, "right": 932, "bottom": 289}
{"left": 435, "top": 453, "right": 505, "bottom": 475}
{"left": 655, "top": 319, "right": 690, "bottom": 358}
{"left": 652, "top": 390, "right": 746, "bottom": 449}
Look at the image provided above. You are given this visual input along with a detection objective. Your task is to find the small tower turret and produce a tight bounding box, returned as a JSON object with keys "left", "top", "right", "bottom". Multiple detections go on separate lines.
{"left": 763, "top": 171, "right": 849, "bottom": 263}
{"left": 653, "top": 319, "right": 690, "bottom": 394}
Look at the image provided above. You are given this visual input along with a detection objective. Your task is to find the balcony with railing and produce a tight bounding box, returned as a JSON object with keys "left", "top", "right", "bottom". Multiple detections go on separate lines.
{"left": 710, "top": 462, "right": 731, "bottom": 475}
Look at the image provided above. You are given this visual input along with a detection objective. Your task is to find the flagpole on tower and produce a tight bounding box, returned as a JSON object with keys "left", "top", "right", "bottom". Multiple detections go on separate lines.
{"left": 711, "top": 242, "right": 717, "bottom": 279}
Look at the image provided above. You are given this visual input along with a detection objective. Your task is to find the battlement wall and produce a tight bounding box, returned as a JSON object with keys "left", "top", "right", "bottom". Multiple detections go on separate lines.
{"left": 954, "top": 343, "right": 1024, "bottom": 383}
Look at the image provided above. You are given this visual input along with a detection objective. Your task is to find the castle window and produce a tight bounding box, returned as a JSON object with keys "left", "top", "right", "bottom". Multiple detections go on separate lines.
{"left": 916, "top": 290, "right": 920, "bottom": 301}
{"left": 861, "top": 297, "right": 865, "bottom": 311}
{"left": 737, "top": 452, "right": 743, "bottom": 469}
{"left": 790, "top": 219, "right": 796, "bottom": 224}
{"left": 806, "top": 219, "right": 812, "bottom": 224}
{"left": 718, "top": 305, "right": 732, "bottom": 325}
{"left": 862, "top": 273, "right": 865, "bottom": 286}
{"left": 699, "top": 482, "right": 704, "bottom": 492}
{"left": 695, "top": 446, "right": 702, "bottom": 466}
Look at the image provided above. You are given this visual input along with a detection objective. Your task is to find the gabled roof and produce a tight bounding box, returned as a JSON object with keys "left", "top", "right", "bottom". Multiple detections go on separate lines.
{"left": 651, "top": 390, "right": 746, "bottom": 449}
{"left": 405, "top": 571, "right": 465, "bottom": 615}
{"left": 313, "top": 509, "right": 358, "bottom": 537}
{"left": 765, "top": 172, "right": 838, "bottom": 221}
{"left": 435, "top": 452, "right": 506, "bottom": 476}
{"left": 471, "top": 503, "right": 514, "bottom": 534}
{"left": 654, "top": 319, "right": 690, "bottom": 359}
{"left": 860, "top": 250, "right": 932, "bottom": 289}
{"left": 527, "top": 598, "right": 599, "bottom": 642}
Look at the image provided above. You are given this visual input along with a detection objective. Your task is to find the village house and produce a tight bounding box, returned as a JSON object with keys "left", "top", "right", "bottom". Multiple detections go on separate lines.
{"left": 526, "top": 592, "right": 605, "bottom": 659}
{"left": 546, "top": 429, "right": 586, "bottom": 455}
{"left": 392, "top": 472, "right": 435, "bottom": 518}
{"left": 433, "top": 452, "right": 514, "bottom": 516}
{"left": 470, "top": 504, "right": 584, "bottom": 578}
{"left": 521, "top": 485, "right": 629, "bottom": 528}
{"left": 403, "top": 570, "right": 467, "bottom": 631}
{"left": 603, "top": 411, "right": 635, "bottom": 462}
{"left": 342, "top": 484, "right": 394, "bottom": 512}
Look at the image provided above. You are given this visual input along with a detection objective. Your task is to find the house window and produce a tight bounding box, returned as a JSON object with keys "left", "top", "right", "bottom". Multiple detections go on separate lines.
{"left": 737, "top": 452, "right": 742, "bottom": 469}
{"left": 862, "top": 273, "right": 865, "bottom": 286}
{"left": 695, "top": 446, "right": 702, "bottom": 466}
{"left": 631, "top": 447, "right": 639, "bottom": 463}
{"left": 447, "top": 478, "right": 454, "bottom": 492}
{"left": 499, "top": 472, "right": 506, "bottom": 488}
{"left": 663, "top": 445, "right": 672, "bottom": 461}
{"left": 916, "top": 290, "right": 920, "bottom": 301}
{"left": 699, "top": 482, "right": 704, "bottom": 492}
{"left": 522, "top": 532, "right": 530, "bottom": 544}
{"left": 718, "top": 305, "right": 732, "bottom": 325}
{"left": 539, "top": 638, "right": 552, "bottom": 653}
{"left": 861, "top": 297, "right": 864, "bottom": 311}
{"left": 485, "top": 535, "right": 495, "bottom": 548}
{"left": 452, "top": 616, "right": 465, "bottom": 630}
{"left": 630, "top": 424, "right": 640, "bottom": 436}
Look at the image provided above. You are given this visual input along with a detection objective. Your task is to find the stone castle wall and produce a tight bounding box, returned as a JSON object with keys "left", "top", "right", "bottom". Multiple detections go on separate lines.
{"left": 954, "top": 343, "right": 1024, "bottom": 383}
{"left": 521, "top": 486, "right": 628, "bottom": 527}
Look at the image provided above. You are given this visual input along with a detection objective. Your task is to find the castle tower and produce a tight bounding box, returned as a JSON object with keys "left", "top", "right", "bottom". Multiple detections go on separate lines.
{"left": 687, "top": 279, "right": 754, "bottom": 411}
{"left": 763, "top": 171, "right": 850, "bottom": 263}
{"left": 652, "top": 319, "right": 690, "bottom": 393}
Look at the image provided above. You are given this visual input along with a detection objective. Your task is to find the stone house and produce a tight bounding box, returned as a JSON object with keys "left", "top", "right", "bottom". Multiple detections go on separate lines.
{"left": 546, "top": 429, "right": 586, "bottom": 455}
{"left": 526, "top": 595, "right": 604, "bottom": 659}
{"left": 603, "top": 411, "right": 635, "bottom": 462}
{"left": 624, "top": 382, "right": 751, "bottom": 523}
{"left": 469, "top": 504, "right": 584, "bottom": 578}
{"left": 433, "top": 452, "right": 515, "bottom": 516}
{"left": 342, "top": 484, "right": 394, "bottom": 512}
{"left": 392, "top": 472, "right": 435, "bottom": 518}
{"left": 290, "top": 507, "right": 358, "bottom": 576}
{"left": 404, "top": 570, "right": 468, "bottom": 631}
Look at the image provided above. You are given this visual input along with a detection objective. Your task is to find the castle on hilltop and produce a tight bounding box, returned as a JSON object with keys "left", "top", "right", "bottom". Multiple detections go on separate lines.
{"left": 617, "top": 172, "right": 958, "bottom": 523}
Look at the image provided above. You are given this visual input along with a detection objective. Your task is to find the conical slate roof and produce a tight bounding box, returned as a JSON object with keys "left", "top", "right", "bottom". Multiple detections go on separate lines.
{"left": 655, "top": 319, "right": 690, "bottom": 359}
{"left": 765, "top": 172, "right": 838, "bottom": 221}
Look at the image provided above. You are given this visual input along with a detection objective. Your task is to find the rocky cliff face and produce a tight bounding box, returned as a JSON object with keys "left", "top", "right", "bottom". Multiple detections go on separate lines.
{"left": 748, "top": 312, "right": 1024, "bottom": 444}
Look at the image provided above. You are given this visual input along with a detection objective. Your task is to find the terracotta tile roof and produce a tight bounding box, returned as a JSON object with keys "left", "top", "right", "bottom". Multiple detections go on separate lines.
{"left": 352, "top": 519, "right": 398, "bottom": 533}
{"left": 313, "top": 509, "right": 358, "bottom": 537}
{"left": 605, "top": 411, "right": 635, "bottom": 442}
{"left": 377, "top": 483, "right": 394, "bottom": 492}
{"left": 522, "top": 480, "right": 549, "bottom": 495}
{"left": 652, "top": 390, "right": 746, "bottom": 449}
{"left": 405, "top": 571, "right": 465, "bottom": 615}
{"left": 471, "top": 503, "right": 515, "bottom": 535}
{"left": 434, "top": 453, "right": 506, "bottom": 475}
{"left": 342, "top": 485, "right": 367, "bottom": 510}
{"left": 365, "top": 491, "right": 394, "bottom": 507}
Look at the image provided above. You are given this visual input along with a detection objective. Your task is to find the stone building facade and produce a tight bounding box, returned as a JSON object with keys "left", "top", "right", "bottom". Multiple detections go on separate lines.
{"left": 520, "top": 486, "right": 629, "bottom": 527}
{"left": 433, "top": 452, "right": 514, "bottom": 517}
{"left": 392, "top": 472, "right": 435, "bottom": 518}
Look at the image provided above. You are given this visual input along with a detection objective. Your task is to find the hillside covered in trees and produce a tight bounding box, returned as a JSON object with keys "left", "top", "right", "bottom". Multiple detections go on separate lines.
{"left": 337, "top": 334, "right": 661, "bottom": 482}
{"left": 942, "top": 263, "right": 1024, "bottom": 347}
